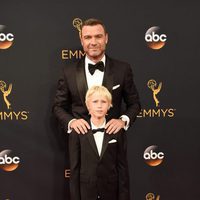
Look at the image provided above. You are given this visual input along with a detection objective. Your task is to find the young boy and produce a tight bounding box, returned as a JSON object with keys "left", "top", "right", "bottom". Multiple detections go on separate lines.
{"left": 69, "top": 85, "right": 130, "bottom": 200}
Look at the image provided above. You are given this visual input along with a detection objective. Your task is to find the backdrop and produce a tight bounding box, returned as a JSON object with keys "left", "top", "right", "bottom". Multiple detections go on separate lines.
{"left": 1, "top": 0, "right": 200, "bottom": 200}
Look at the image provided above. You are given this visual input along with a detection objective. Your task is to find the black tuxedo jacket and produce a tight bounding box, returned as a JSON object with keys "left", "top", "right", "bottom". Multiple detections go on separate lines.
{"left": 69, "top": 129, "right": 130, "bottom": 200}
{"left": 53, "top": 56, "right": 141, "bottom": 132}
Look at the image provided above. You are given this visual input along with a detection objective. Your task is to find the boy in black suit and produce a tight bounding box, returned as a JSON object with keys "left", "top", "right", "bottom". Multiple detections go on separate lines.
{"left": 69, "top": 85, "right": 130, "bottom": 200}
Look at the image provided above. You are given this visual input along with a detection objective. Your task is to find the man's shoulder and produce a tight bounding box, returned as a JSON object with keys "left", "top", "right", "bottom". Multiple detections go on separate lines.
{"left": 107, "top": 56, "right": 131, "bottom": 69}
{"left": 62, "top": 58, "right": 84, "bottom": 72}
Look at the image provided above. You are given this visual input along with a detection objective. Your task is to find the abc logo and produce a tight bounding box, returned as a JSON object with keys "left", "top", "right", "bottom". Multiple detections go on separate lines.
{"left": 0, "top": 149, "right": 20, "bottom": 171}
{"left": 145, "top": 32, "right": 167, "bottom": 42}
{"left": 143, "top": 145, "right": 164, "bottom": 166}
{"left": 145, "top": 26, "right": 167, "bottom": 50}
{"left": 0, "top": 25, "right": 14, "bottom": 49}
{"left": 0, "top": 155, "right": 20, "bottom": 164}
{"left": 0, "top": 33, "right": 14, "bottom": 42}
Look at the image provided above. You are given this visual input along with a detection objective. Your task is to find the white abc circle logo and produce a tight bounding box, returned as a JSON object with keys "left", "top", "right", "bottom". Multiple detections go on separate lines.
{"left": 145, "top": 32, "right": 167, "bottom": 42}
{"left": 0, "top": 25, "right": 14, "bottom": 49}
{"left": 0, "top": 149, "right": 20, "bottom": 171}
{"left": 0, "top": 154, "right": 20, "bottom": 164}
{"left": 0, "top": 33, "right": 14, "bottom": 42}
{"left": 143, "top": 145, "right": 164, "bottom": 166}
{"left": 143, "top": 150, "right": 164, "bottom": 160}
{"left": 145, "top": 26, "right": 167, "bottom": 50}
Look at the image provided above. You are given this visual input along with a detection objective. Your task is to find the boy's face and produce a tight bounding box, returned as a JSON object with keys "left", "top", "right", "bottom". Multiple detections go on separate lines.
{"left": 87, "top": 93, "right": 110, "bottom": 119}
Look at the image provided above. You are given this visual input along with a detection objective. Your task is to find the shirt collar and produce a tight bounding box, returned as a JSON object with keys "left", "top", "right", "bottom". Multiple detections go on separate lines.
{"left": 91, "top": 119, "right": 106, "bottom": 130}
{"left": 85, "top": 55, "right": 106, "bottom": 67}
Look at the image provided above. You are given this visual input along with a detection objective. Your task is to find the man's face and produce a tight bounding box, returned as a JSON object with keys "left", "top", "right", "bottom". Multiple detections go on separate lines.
{"left": 87, "top": 93, "right": 110, "bottom": 119}
{"left": 80, "top": 24, "right": 108, "bottom": 62}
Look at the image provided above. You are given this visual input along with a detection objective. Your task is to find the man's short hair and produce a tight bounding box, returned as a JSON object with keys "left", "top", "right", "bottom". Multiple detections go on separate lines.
{"left": 81, "top": 18, "right": 107, "bottom": 34}
{"left": 85, "top": 85, "right": 112, "bottom": 109}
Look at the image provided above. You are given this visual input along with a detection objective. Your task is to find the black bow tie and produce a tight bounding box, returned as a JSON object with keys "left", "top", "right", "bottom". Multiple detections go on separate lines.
{"left": 88, "top": 61, "right": 104, "bottom": 75}
{"left": 92, "top": 128, "right": 105, "bottom": 134}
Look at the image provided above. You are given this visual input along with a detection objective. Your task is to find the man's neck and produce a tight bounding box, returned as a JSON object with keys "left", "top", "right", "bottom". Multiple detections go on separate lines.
{"left": 86, "top": 54, "right": 105, "bottom": 64}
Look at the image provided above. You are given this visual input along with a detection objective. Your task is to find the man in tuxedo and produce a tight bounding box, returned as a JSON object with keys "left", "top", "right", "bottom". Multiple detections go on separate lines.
{"left": 53, "top": 18, "right": 140, "bottom": 134}
{"left": 69, "top": 86, "right": 130, "bottom": 200}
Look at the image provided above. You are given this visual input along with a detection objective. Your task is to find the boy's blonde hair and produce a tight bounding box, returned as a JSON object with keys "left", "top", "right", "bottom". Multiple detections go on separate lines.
{"left": 85, "top": 85, "right": 112, "bottom": 109}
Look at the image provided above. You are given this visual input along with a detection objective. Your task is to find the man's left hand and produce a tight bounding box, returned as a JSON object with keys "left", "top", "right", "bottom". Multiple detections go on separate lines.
{"left": 105, "top": 119, "right": 125, "bottom": 134}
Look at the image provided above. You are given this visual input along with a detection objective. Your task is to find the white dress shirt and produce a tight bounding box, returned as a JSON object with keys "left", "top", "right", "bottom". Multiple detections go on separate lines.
{"left": 85, "top": 55, "right": 106, "bottom": 88}
{"left": 91, "top": 120, "right": 106, "bottom": 156}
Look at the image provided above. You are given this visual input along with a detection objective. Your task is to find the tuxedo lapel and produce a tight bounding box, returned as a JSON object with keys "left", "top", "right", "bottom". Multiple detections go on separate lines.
{"left": 86, "top": 130, "right": 99, "bottom": 158}
{"left": 86, "top": 130, "right": 110, "bottom": 160}
{"left": 76, "top": 58, "right": 88, "bottom": 107}
{"left": 102, "top": 56, "right": 114, "bottom": 94}
{"left": 76, "top": 56, "right": 114, "bottom": 104}
{"left": 100, "top": 133, "right": 110, "bottom": 160}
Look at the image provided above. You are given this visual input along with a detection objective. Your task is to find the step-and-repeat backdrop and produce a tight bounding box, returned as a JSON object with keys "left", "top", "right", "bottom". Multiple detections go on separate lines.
{"left": 1, "top": 1, "right": 200, "bottom": 200}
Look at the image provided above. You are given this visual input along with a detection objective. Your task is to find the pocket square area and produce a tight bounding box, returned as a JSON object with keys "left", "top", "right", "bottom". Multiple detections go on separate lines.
{"left": 112, "top": 84, "right": 120, "bottom": 90}
{"left": 108, "top": 139, "right": 117, "bottom": 144}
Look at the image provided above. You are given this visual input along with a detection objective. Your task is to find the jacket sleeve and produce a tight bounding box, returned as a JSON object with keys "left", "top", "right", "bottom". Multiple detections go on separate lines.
{"left": 52, "top": 68, "right": 74, "bottom": 132}
{"left": 122, "top": 64, "right": 141, "bottom": 125}
{"left": 117, "top": 131, "right": 130, "bottom": 200}
{"left": 69, "top": 131, "right": 81, "bottom": 200}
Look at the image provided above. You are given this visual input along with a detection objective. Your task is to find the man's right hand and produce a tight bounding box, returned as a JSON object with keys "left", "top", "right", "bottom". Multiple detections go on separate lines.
{"left": 70, "top": 119, "right": 90, "bottom": 134}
